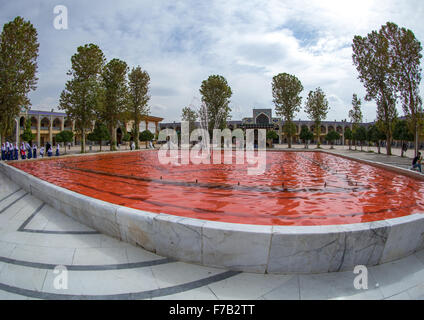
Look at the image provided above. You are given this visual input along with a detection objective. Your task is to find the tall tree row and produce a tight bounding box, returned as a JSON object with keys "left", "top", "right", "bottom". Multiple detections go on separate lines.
{"left": 353, "top": 21, "right": 422, "bottom": 156}
{"left": 59, "top": 43, "right": 151, "bottom": 152}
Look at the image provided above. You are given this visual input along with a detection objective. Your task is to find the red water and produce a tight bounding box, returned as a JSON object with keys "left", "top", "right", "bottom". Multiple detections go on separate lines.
{"left": 10, "top": 150, "right": 424, "bottom": 226}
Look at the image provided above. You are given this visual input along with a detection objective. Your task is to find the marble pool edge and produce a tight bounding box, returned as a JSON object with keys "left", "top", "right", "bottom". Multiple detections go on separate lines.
{"left": 1, "top": 153, "right": 424, "bottom": 274}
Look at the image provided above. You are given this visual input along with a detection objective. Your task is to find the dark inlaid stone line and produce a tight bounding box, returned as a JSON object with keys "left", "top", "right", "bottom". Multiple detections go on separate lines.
{"left": 0, "top": 255, "right": 174, "bottom": 271}
{"left": 0, "top": 192, "right": 28, "bottom": 214}
{"left": 17, "top": 202, "right": 100, "bottom": 235}
{"left": 0, "top": 270, "right": 241, "bottom": 300}
{"left": 0, "top": 188, "right": 22, "bottom": 204}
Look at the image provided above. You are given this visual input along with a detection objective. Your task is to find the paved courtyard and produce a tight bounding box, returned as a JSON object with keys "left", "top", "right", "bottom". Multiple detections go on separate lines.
{"left": 0, "top": 148, "right": 423, "bottom": 300}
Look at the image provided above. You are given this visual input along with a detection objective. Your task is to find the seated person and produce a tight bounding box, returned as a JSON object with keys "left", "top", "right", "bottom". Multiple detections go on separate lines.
{"left": 412, "top": 152, "right": 422, "bottom": 172}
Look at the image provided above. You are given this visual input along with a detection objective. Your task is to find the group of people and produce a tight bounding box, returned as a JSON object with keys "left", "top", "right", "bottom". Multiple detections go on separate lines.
{"left": 1, "top": 141, "right": 60, "bottom": 161}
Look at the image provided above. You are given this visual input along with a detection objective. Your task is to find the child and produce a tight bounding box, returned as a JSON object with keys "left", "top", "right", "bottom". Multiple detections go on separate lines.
{"left": 47, "top": 146, "right": 52, "bottom": 157}
{"left": 20, "top": 143, "right": 26, "bottom": 160}
{"left": 14, "top": 143, "right": 19, "bottom": 160}
{"left": 33, "top": 144, "right": 37, "bottom": 159}
{"left": 55, "top": 144, "right": 60, "bottom": 156}
{"left": 26, "top": 142, "right": 32, "bottom": 159}
{"left": 6, "top": 142, "right": 11, "bottom": 160}
{"left": 39, "top": 146, "right": 45, "bottom": 158}
{"left": 1, "top": 143, "right": 5, "bottom": 161}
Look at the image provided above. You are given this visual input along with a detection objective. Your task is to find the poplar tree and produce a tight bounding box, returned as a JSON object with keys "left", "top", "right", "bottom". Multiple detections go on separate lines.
{"left": 59, "top": 44, "right": 105, "bottom": 153}
{"left": 199, "top": 75, "right": 232, "bottom": 132}
{"left": 380, "top": 22, "right": 423, "bottom": 156}
{"left": 100, "top": 58, "right": 128, "bottom": 151}
{"left": 0, "top": 17, "right": 39, "bottom": 142}
{"left": 272, "top": 73, "right": 303, "bottom": 148}
{"left": 353, "top": 27, "right": 398, "bottom": 155}
{"left": 181, "top": 106, "right": 197, "bottom": 134}
{"left": 348, "top": 94, "right": 363, "bottom": 149}
{"left": 304, "top": 88, "right": 329, "bottom": 148}
{"left": 127, "top": 66, "right": 150, "bottom": 150}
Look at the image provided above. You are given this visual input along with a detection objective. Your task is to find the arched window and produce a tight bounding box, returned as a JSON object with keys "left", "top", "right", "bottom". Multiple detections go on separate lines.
{"left": 41, "top": 117, "right": 50, "bottom": 129}
{"left": 53, "top": 118, "right": 62, "bottom": 129}
{"left": 30, "top": 117, "right": 37, "bottom": 129}
{"left": 256, "top": 113, "right": 269, "bottom": 125}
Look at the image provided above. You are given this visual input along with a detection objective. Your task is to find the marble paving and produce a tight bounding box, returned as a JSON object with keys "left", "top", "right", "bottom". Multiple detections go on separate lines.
{"left": 0, "top": 149, "right": 424, "bottom": 300}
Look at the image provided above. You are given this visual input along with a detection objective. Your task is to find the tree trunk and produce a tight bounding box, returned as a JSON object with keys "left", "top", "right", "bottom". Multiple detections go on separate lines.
{"left": 386, "top": 137, "right": 392, "bottom": 155}
{"left": 81, "top": 129, "right": 86, "bottom": 154}
{"left": 110, "top": 125, "right": 116, "bottom": 151}
{"left": 415, "top": 122, "right": 419, "bottom": 157}
{"left": 135, "top": 121, "right": 140, "bottom": 150}
{"left": 288, "top": 135, "right": 292, "bottom": 149}
{"left": 401, "top": 140, "right": 404, "bottom": 157}
{"left": 316, "top": 126, "right": 321, "bottom": 148}
{"left": 100, "top": 140, "right": 102, "bottom": 152}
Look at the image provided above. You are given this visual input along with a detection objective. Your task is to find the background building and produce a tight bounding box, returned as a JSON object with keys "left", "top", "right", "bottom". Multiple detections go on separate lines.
{"left": 15, "top": 109, "right": 163, "bottom": 146}
{"left": 160, "top": 108, "right": 362, "bottom": 145}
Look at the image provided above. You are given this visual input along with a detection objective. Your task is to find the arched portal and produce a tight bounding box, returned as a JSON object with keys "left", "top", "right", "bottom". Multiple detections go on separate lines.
{"left": 256, "top": 113, "right": 269, "bottom": 125}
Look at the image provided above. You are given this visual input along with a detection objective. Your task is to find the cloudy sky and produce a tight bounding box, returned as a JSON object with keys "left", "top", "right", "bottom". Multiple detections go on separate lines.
{"left": 1, "top": 0, "right": 423, "bottom": 123}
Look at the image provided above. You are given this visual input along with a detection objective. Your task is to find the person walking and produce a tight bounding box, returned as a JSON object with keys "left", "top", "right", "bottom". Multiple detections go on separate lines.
{"left": 26, "top": 142, "right": 32, "bottom": 159}
{"left": 47, "top": 146, "right": 52, "bottom": 157}
{"left": 39, "top": 146, "right": 45, "bottom": 158}
{"left": 14, "top": 143, "right": 19, "bottom": 160}
{"left": 20, "top": 143, "right": 26, "bottom": 160}
{"left": 1, "top": 143, "right": 5, "bottom": 161}
{"left": 33, "top": 144, "right": 37, "bottom": 159}
{"left": 55, "top": 144, "right": 60, "bottom": 156}
{"left": 6, "top": 142, "right": 11, "bottom": 161}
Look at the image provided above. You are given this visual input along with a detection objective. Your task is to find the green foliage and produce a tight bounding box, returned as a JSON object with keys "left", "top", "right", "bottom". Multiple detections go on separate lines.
{"left": 59, "top": 43, "right": 105, "bottom": 153}
{"left": 325, "top": 131, "right": 340, "bottom": 148}
{"left": 199, "top": 75, "right": 232, "bottom": 130}
{"left": 0, "top": 16, "right": 39, "bottom": 141}
{"left": 282, "top": 121, "right": 297, "bottom": 139}
{"left": 393, "top": 119, "right": 414, "bottom": 142}
{"left": 87, "top": 122, "right": 110, "bottom": 151}
{"left": 266, "top": 130, "right": 278, "bottom": 140}
{"left": 344, "top": 127, "right": 353, "bottom": 140}
{"left": 272, "top": 73, "right": 303, "bottom": 148}
{"left": 20, "top": 119, "right": 35, "bottom": 143}
{"left": 299, "top": 126, "right": 313, "bottom": 148}
{"left": 139, "top": 130, "right": 154, "bottom": 141}
{"left": 181, "top": 106, "right": 197, "bottom": 134}
{"left": 348, "top": 94, "right": 363, "bottom": 130}
{"left": 55, "top": 130, "right": 74, "bottom": 154}
{"left": 304, "top": 87, "right": 329, "bottom": 147}
{"left": 127, "top": 66, "right": 150, "bottom": 150}
{"left": 100, "top": 58, "right": 129, "bottom": 151}
{"left": 352, "top": 23, "right": 400, "bottom": 155}
{"left": 353, "top": 126, "right": 367, "bottom": 150}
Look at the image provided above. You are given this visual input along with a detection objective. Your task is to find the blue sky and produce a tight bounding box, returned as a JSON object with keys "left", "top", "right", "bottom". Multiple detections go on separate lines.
{"left": 1, "top": 0, "right": 423, "bottom": 122}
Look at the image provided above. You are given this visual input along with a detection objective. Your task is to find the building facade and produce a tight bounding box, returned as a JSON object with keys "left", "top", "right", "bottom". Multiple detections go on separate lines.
{"left": 15, "top": 109, "right": 163, "bottom": 146}
{"left": 160, "top": 108, "right": 358, "bottom": 145}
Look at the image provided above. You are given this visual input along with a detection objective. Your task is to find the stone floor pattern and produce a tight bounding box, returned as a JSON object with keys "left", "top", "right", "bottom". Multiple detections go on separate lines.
{"left": 0, "top": 149, "right": 424, "bottom": 300}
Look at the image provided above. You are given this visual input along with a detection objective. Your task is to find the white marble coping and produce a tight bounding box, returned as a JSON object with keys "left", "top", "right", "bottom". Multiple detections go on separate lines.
{"left": 1, "top": 151, "right": 424, "bottom": 274}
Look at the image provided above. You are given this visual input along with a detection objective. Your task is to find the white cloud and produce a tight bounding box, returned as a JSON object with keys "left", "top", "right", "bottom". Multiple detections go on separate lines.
{"left": 1, "top": 0, "right": 423, "bottom": 122}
